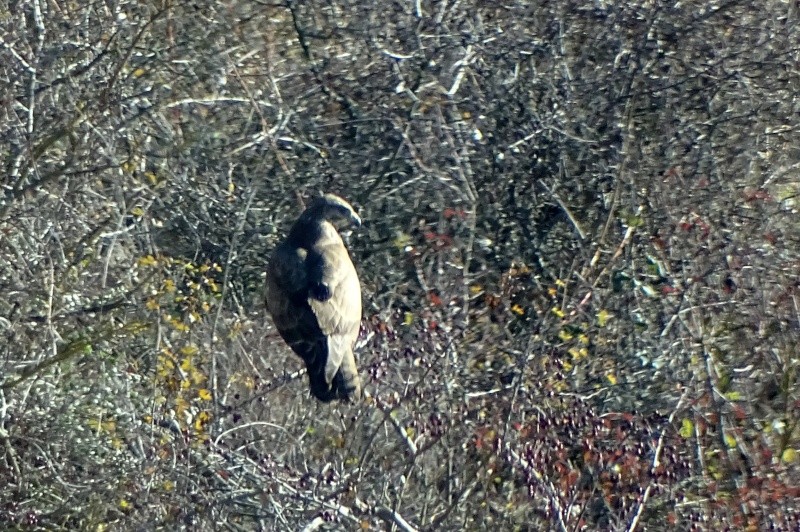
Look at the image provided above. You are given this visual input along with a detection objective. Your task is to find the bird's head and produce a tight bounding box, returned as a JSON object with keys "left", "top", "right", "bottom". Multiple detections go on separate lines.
{"left": 307, "top": 193, "right": 362, "bottom": 229}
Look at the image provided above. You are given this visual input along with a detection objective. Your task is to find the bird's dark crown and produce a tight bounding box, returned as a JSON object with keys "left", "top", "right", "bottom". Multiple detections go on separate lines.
{"left": 287, "top": 193, "right": 361, "bottom": 246}
{"left": 302, "top": 193, "right": 361, "bottom": 227}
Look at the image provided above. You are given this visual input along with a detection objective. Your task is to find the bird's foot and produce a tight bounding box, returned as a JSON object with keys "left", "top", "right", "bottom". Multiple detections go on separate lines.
{"left": 310, "top": 282, "right": 332, "bottom": 301}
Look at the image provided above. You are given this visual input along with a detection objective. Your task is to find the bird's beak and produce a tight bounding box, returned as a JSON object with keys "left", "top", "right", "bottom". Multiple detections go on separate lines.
{"left": 350, "top": 213, "right": 362, "bottom": 228}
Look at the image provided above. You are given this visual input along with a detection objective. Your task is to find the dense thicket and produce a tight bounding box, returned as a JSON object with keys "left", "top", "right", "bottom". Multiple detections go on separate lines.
{"left": 2, "top": 1, "right": 798, "bottom": 529}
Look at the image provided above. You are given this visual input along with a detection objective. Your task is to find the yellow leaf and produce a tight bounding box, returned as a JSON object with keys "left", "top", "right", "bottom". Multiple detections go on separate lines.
{"left": 511, "top": 304, "right": 525, "bottom": 316}
{"left": 121, "top": 160, "right": 136, "bottom": 174}
{"left": 679, "top": 418, "right": 694, "bottom": 438}
{"left": 562, "top": 361, "right": 573, "bottom": 372}
{"left": 578, "top": 334, "right": 590, "bottom": 345}
{"left": 132, "top": 67, "right": 146, "bottom": 77}
{"left": 157, "top": 356, "right": 174, "bottom": 375}
{"left": 605, "top": 373, "right": 618, "bottom": 385}
{"left": 163, "top": 480, "right": 175, "bottom": 491}
{"left": 191, "top": 369, "right": 207, "bottom": 385}
{"left": 568, "top": 347, "right": 589, "bottom": 360}
{"left": 551, "top": 307, "right": 565, "bottom": 318}
{"left": 597, "top": 309, "right": 612, "bottom": 327}
{"left": 180, "top": 379, "right": 190, "bottom": 390}
{"left": 227, "top": 182, "right": 235, "bottom": 194}
{"left": 119, "top": 499, "right": 131, "bottom": 510}
{"left": 174, "top": 397, "right": 188, "bottom": 416}
{"left": 194, "top": 411, "right": 211, "bottom": 431}
{"left": 138, "top": 255, "right": 158, "bottom": 267}
{"left": 145, "top": 298, "right": 160, "bottom": 311}
{"left": 145, "top": 171, "right": 158, "bottom": 185}
{"left": 131, "top": 206, "right": 144, "bottom": 217}
{"left": 163, "top": 279, "right": 176, "bottom": 293}
{"left": 469, "top": 284, "right": 483, "bottom": 294}
{"left": 180, "top": 357, "right": 192, "bottom": 371}
{"left": 403, "top": 311, "right": 414, "bottom": 326}
{"left": 782, "top": 448, "right": 797, "bottom": 463}
{"left": 555, "top": 279, "right": 567, "bottom": 287}
{"left": 197, "top": 388, "right": 212, "bottom": 401}
{"left": 393, "top": 232, "right": 412, "bottom": 250}
{"left": 180, "top": 345, "right": 198, "bottom": 356}
{"left": 724, "top": 434, "right": 737, "bottom": 448}
{"left": 558, "top": 329, "right": 573, "bottom": 341}
{"left": 405, "top": 426, "right": 415, "bottom": 438}
{"left": 547, "top": 287, "right": 557, "bottom": 297}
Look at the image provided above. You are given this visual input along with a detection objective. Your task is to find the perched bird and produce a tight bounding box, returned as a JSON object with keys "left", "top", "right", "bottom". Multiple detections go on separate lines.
{"left": 265, "top": 193, "right": 363, "bottom": 402}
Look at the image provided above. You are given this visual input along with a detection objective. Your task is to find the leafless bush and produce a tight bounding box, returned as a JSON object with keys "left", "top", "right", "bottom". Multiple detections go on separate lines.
{"left": 1, "top": 0, "right": 798, "bottom": 529}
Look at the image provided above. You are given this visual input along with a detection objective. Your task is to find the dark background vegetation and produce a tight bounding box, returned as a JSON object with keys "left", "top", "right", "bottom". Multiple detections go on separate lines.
{"left": 2, "top": 0, "right": 799, "bottom": 529}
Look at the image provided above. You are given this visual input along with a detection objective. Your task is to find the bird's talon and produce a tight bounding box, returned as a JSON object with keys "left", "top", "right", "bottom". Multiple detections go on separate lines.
{"left": 310, "top": 283, "right": 332, "bottom": 301}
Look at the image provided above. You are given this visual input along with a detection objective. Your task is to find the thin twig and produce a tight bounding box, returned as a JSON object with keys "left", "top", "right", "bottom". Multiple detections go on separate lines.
{"left": 376, "top": 506, "right": 419, "bottom": 532}
{"left": 538, "top": 179, "right": 587, "bottom": 240}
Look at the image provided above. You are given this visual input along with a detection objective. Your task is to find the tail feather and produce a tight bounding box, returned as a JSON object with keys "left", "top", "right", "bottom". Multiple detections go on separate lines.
{"left": 300, "top": 338, "right": 360, "bottom": 403}
{"left": 331, "top": 360, "right": 361, "bottom": 401}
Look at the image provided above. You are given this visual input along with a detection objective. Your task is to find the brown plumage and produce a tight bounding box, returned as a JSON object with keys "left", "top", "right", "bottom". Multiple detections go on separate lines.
{"left": 265, "top": 194, "right": 363, "bottom": 402}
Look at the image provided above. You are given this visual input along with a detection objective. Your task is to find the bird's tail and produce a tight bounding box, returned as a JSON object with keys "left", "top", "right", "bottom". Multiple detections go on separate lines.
{"left": 308, "top": 341, "right": 361, "bottom": 403}
{"left": 331, "top": 353, "right": 362, "bottom": 402}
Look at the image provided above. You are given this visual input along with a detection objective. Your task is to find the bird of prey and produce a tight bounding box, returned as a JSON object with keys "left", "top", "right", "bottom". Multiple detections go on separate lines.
{"left": 265, "top": 193, "right": 363, "bottom": 402}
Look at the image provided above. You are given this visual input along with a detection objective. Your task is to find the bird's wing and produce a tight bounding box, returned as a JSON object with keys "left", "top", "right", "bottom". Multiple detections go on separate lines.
{"left": 265, "top": 244, "right": 307, "bottom": 328}
{"left": 266, "top": 244, "right": 324, "bottom": 359}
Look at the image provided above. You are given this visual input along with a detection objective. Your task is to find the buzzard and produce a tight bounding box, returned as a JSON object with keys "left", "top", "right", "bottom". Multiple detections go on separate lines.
{"left": 265, "top": 194, "right": 363, "bottom": 402}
